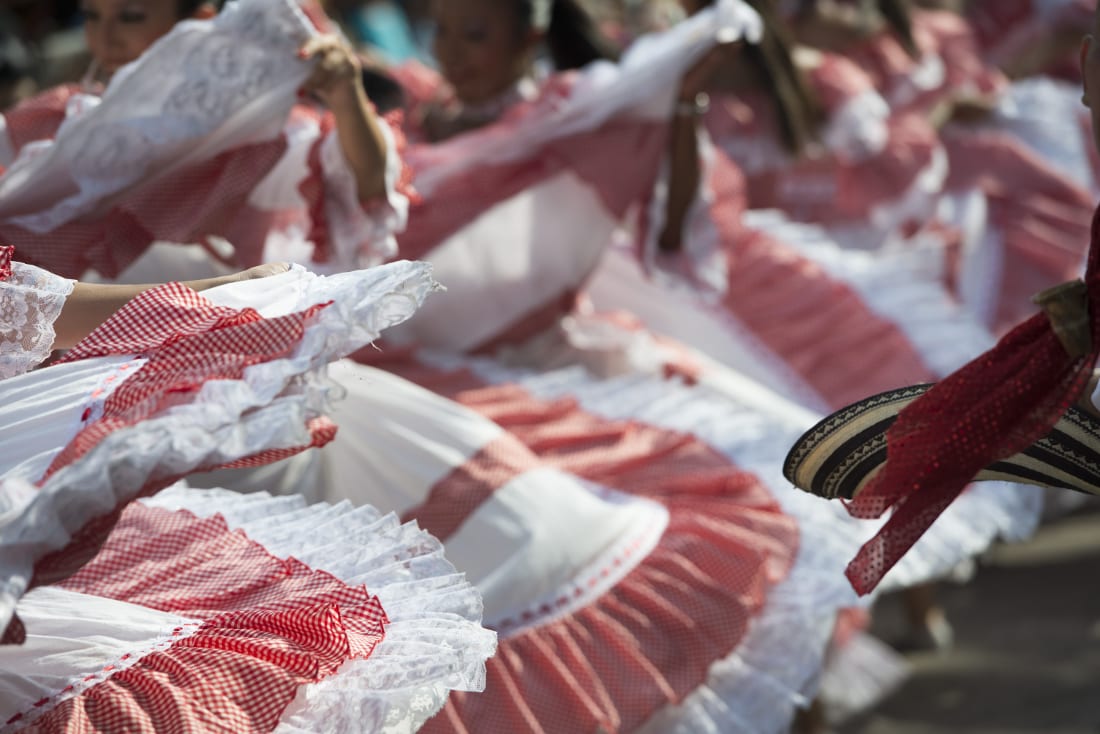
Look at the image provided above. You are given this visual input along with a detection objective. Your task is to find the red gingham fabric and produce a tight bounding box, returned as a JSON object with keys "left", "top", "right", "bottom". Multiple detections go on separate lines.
{"left": 1, "top": 139, "right": 288, "bottom": 278}
{"left": 0, "top": 245, "right": 12, "bottom": 280}
{"left": 366, "top": 352, "right": 799, "bottom": 734}
{"left": 1, "top": 85, "right": 80, "bottom": 157}
{"left": 8, "top": 503, "right": 387, "bottom": 732}
{"left": 841, "top": 204, "right": 1100, "bottom": 595}
{"left": 48, "top": 282, "right": 333, "bottom": 479}
{"left": 23, "top": 283, "right": 336, "bottom": 593}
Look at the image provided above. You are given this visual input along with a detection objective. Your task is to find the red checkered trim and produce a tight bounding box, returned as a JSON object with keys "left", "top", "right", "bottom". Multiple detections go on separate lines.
{"left": 47, "top": 283, "right": 332, "bottom": 479}
{"left": 0, "top": 245, "right": 12, "bottom": 281}
{"left": 15, "top": 504, "right": 387, "bottom": 731}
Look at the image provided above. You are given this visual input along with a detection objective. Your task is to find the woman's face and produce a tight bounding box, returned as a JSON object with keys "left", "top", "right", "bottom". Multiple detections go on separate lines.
{"left": 431, "top": 0, "right": 537, "bottom": 105}
{"left": 82, "top": 0, "right": 210, "bottom": 75}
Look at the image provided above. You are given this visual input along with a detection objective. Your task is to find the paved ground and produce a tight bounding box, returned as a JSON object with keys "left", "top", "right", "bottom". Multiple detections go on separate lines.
{"left": 839, "top": 502, "right": 1100, "bottom": 734}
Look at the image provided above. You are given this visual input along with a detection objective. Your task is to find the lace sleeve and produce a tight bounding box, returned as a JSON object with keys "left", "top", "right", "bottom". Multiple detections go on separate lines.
{"left": 0, "top": 260, "right": 76, "bottom": 379}
{"left": 314, "top": 112, "right": 410, "bottom": 271}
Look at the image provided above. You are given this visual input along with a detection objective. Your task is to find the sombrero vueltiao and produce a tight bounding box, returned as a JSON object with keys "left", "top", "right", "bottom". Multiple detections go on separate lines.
{"left": 780, "top": 204, "right": 1100, "bottom": 595}
{"left": 784, "top": 383, "right": 1100, "bottom": 502}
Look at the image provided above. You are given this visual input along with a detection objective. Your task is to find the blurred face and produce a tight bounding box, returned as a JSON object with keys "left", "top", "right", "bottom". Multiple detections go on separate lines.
{"left": 431, "top": 0, "right": 538, "bottom": 105}
{"left": 82, "top": 0, "right": 211, "bottom": 75}
{"left": 1082, "top": 12, "right": 1100, "bottom": 151}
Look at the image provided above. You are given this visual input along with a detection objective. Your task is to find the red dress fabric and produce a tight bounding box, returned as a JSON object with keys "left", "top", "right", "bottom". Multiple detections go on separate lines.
{"left": 27, "top": 282, "right": 337, "bottom": 594}
{"left": 10, "top": 502, "right": 387, "bottom": 733}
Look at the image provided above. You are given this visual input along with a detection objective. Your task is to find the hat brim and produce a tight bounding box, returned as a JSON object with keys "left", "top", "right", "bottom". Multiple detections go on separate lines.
{"left": 784, "top": 384, "right": 1100, "bottom": 500}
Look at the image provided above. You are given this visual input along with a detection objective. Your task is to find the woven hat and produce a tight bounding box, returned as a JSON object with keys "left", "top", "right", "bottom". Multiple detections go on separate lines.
{"left": 784, "top": 383, "right": 1100, "bottom": 501}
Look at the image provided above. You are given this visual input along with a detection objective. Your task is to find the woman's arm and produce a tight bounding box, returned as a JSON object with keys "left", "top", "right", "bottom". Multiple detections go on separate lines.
{"left": 51, "top": 263, "right": 289, "bottom": 350}
{"left": 300, "top": 35, "right": 390, "bottom": 203}
{"left": 658, "top": 47, "right": 728, "bottom": 252}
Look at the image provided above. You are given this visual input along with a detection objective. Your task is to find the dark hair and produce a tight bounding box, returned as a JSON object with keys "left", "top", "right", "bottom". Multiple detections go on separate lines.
{"left": 877, "top": 0, "right": 919, "bottom": 58}
{"left": 361, "top": 66, "right": 406, "bottom": 114}
{"left": 706, "top": 0, "right": 822, "bottom": 155}
{"left": 177, "top": 0, "right": 225, "bottom": 18}
{"left": 517, "top": 0, "right": 619, "bottom": 70}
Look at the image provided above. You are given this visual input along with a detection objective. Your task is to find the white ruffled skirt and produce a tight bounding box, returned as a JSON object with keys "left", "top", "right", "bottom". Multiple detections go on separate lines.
{"left": 0, "top": 484, "right": 495, "bottom": 733}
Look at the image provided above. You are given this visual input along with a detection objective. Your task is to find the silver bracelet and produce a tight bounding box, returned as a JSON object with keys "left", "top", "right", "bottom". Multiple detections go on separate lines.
{"left": 675, "top": 92, "right": 710, "bottom": 117}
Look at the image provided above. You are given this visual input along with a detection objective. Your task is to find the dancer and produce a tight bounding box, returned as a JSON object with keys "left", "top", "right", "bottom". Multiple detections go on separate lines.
{"left": 0, "top": 243, "right": 438, "bottom": 643}
{"left": 0, "top": 0, "right": 406, "bottom": 279}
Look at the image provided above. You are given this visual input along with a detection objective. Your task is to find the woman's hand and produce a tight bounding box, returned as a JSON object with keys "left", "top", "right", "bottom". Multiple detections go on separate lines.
{"left": 232, "top": 262, "right": 292, "bottom": 282}
{"left": 297, "top": 35, "right": 390, "bottom": 203}
{"left": 299, "top": 34, "right": 364, "bottom": 111}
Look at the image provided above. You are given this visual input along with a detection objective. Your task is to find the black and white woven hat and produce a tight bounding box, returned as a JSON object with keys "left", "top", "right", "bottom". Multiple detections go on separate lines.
{"left": 784, "top": 384, "right": 1100, "bottom": 500}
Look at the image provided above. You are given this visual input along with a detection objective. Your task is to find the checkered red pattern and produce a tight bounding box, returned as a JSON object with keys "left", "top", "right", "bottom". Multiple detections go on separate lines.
{"left": 47, "top": 282, "right": 333, "bottom": 479}
{"left": 1, "top": 85, "right": 80, "bottom": 157}
{"left": 12, "top": 504, "right": 387, "bottom": 732}
{"left": 0, "top": 245, "right": 11, "bottom": 280}
{"left": 1, "top": 139, "right": 288, "bottom": 278}
{"left": 376, "top": 354, "right": 799, "bottom": 733}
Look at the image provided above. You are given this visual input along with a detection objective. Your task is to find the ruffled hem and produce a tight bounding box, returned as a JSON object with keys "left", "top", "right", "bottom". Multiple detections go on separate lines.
{"left": 143, "top": 485, "right": 496, "bottom": 734}
{"left": 421, "top": 481, "right": 798, "bottom": 734}
{"left": 0, "top": 262, "right": 438, "bottom": 637}
{"left": 371, "top": 354, "right": 854, "bottom": 732}
{"left": 3, "top": 485, "right": 494, "bottom": 733}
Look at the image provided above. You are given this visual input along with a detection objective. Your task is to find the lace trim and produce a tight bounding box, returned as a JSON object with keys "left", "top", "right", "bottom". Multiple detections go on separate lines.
{"left": 0, "top": 262, "right": 75, "bottom": 380}
{"left": 492, "top": 487, "right": 669, "bottom": 637}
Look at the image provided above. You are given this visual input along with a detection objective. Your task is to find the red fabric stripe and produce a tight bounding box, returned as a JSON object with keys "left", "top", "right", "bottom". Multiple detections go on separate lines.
{"left": 402, "top": 433, "right": 541, "bottom": 541}
{"left": 705, "top": 150, "right": 938, "bottom": 408}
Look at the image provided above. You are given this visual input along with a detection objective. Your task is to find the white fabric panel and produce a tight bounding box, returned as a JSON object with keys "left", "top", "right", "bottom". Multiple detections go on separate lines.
{"left": 314, "top": 360, "right": 502, "bottom": 512}
{"left": 0, "top": 587, "right": 200, "bottom": 724}
{"left": 389, "top": 172, "right": 618, "bottom": 352}
{"left": 445, "top": 470, "right": 668, "bottom": 629}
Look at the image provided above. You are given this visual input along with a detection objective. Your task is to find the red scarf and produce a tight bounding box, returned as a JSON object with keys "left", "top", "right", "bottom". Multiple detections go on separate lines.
{"left": 844, "top": 203, "right": 1100, "bottom": 595}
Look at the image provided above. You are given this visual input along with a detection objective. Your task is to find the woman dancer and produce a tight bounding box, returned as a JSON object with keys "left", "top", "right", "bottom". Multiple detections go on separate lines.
{"left": 790, "top": 0, "right": 1097, "bottom": 331}
{"left": 0, "top": 0, "right": 406, "bottom": 279}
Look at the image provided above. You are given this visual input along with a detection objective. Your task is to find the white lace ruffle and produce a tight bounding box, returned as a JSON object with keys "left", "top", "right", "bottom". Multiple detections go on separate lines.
{"left": 0, "top": 262, "right": 74, "bottom": 380}
{"left": 0, "top": 261, "right": 439, "bottom": 637}
{"left": 317, "top": 117, "right": 408, "bottom": 270}
{"left": 0, "top": 0, "right": 316, "bottom": 232}
{"left": 144, "top": 485, "right": 497, "bottom": 734}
